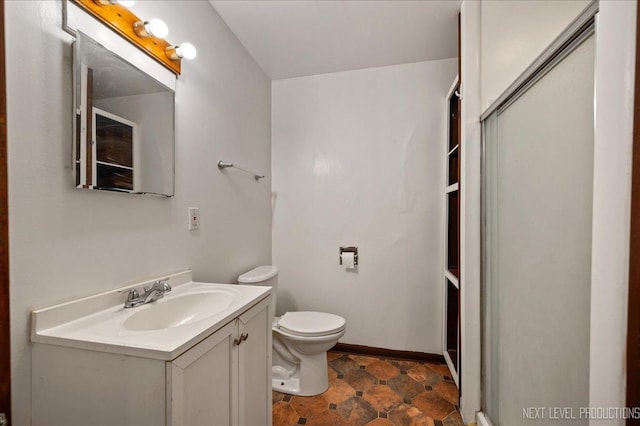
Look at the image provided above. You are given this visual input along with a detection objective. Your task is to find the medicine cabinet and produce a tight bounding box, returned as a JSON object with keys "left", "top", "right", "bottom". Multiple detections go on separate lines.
{"left": 73, "top": 31, "right": 175, "bottom": 196}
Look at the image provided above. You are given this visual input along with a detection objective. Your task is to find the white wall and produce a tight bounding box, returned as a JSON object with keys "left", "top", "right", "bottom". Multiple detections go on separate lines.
{"left": 589, "top": 1, "right": 636, "bottom": 421}
{"left": 272, "top": 59, "right": 457, "bottom": 354}
{"left": 6, "top": 1, "right": 271, "bottom": 423}
{"left": 480, "top": 0, "right": 591, "bottom": 109}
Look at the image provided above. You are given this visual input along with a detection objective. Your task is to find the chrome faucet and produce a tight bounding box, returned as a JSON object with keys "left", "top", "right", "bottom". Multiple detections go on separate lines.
{"left": 122, "top": 279, "right": 172, "bottom": 308}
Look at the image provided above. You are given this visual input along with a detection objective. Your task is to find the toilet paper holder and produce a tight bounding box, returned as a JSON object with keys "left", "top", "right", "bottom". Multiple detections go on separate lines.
{"left": 339, "top": 246, "right": 358, "bottom": 266}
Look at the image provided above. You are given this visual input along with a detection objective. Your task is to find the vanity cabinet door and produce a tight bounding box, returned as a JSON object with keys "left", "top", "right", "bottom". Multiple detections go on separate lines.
{"left": 238, "top": 296, "right": 272, "bottom": 426}
{"left": 168, "top": 320, "right": 238, "bottom": 426}
{"left": 167, "top": 295, "right": 272, "bottom": 426}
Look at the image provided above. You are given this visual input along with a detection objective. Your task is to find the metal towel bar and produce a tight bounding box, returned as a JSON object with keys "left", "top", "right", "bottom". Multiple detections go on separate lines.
{"left": 217, "top": 160, "right": 265, "bottom": 180}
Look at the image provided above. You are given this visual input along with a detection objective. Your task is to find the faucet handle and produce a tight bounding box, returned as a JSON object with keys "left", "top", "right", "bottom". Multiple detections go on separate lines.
{"left": 118, "top": 288, "right": 139, "bottom": 301}
{"left": 155, "top": 278, "right": 171, "bottom": 292}
{"left": 118, "top": 288, "right": 139, "bottom": 298}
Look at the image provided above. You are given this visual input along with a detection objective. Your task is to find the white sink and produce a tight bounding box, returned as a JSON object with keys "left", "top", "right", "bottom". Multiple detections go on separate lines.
{"left": 30, "top": 271, "right": 272, "bottom": 360}
{"left": 123, "top": 289, "right": 237, "bottom": 331}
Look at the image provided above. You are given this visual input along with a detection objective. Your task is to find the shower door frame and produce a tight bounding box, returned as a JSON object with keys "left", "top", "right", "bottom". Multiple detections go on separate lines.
{"left": 627, "top": 0, "right": 640, "bottom": 412}
{"left": 0, "top": 0, "right": 9, "bottom": 422}
{"left": 478, "top": 2, "right": 599, "bottom": 425}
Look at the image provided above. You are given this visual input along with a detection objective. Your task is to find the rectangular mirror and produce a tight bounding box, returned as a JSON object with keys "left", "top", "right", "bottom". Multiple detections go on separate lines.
{"left": 73, "top": 31, "right": 175, "bottom": 196}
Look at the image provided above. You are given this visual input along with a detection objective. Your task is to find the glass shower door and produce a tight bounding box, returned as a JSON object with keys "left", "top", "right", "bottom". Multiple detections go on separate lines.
{"left": 481, "top": 29, "right": 595, "bottom": 426}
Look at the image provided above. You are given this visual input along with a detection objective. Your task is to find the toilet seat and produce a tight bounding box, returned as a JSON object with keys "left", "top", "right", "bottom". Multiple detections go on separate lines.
{"left": 276, "top": 312, "right": 346, "bottom": 337}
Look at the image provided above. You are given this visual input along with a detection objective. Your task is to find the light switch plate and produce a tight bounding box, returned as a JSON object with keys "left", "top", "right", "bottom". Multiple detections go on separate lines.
{"left": 188, "top": 207, "right": 199, "bottom": 230}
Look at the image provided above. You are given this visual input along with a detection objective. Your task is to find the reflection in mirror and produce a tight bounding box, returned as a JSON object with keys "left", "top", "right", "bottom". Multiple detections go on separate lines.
{"left": 73, "top": 31, "right": 175, "bottom": 196}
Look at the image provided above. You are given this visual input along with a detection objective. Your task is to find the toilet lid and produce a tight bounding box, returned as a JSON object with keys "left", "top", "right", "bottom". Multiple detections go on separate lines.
{"left": 277, "top": 312, "right": 346, "bottom": 337}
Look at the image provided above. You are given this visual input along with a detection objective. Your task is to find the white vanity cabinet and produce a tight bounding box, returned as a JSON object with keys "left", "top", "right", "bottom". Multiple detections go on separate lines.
{"left": 168, "top": 296, "right": 272, "bottom": 426}
{"left": 32, "top": 292, "right": 272, "bottom": 426}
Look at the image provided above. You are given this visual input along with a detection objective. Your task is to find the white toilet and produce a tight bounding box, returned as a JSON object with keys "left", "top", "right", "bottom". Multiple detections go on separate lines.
{"left": 238, "top": 265, "right": 346, "bottom": 396}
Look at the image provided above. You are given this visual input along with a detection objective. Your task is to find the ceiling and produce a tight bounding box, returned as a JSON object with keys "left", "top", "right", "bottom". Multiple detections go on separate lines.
{"left": 209, "top": 1, "right": 461, "bottom": 80}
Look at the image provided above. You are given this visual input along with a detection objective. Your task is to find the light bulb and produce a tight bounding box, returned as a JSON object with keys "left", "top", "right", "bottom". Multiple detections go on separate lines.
{"left": 166, "top": 42, "right": 197, "bottom": 60}
{"left": 146, "top": 18, "right": 168, "bottom": 38}
{"left": 117, "top": 0, "right": 135, "bottom": 7}
{"left": 178, "top": 42, "right": 197, "bottom": 60}
{"left": 133, "top": 18, "right": 168, "bottom": 38}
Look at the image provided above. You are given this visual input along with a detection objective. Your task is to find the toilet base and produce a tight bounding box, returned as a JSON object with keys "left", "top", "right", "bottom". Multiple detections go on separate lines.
{"left": 272, "top": 376, "right": 303, "bottom": 395}
{"left": 270, "top": 317, "right": 346, "bottom": 396}
{"left": 272, "top": 374, "right": 330, "bottom": 396}
{"left": 271, "top": 352, "right": 330, "bottom": 396}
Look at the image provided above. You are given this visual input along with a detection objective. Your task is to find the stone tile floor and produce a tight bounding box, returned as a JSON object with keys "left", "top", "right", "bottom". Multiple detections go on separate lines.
{"left": 273, "top": 351, "right": 465, "bottom": 426}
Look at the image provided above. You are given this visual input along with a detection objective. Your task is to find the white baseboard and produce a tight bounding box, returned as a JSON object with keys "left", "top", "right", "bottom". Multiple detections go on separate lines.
{"left": 477, "top": 412, "right": 494, "bottom": 426}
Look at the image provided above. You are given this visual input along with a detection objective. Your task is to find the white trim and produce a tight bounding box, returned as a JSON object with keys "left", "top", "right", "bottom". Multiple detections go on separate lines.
{"left": 92, "top": 107, "right": 138, "bottom": 191}
{"left": 442, "top": 83, "right": 450, "bottom": 387}
{"left": 92, "top": 106, "right": 138, "bottom": 128}
{"left": 96, "top": 161, "right": 133, "bottom": 171}
{"left": 447, "top": 76, "right": 460, "bottom": 101}
{"left": 78, "top": 63, "right": 88, "bottom": 187}
{"left": 443, "top": 349, "right": 459, "bottom": 387}
{"left": 588, "top": 1, "right": 636, "bottom": 420}
{"left": 459, "top": 0, "right": 483, "bottom": 422}
{"left": 443, "top": 76, "right": 461, "bottom": 389}
{"left": 477, "top": 412, "right": 494, "bottom": 426}
{"left": 445, "top": 183, "right": 459, "bottom": 193}
{"left": 445, "top": 270, "right": 459, "bottom": 289}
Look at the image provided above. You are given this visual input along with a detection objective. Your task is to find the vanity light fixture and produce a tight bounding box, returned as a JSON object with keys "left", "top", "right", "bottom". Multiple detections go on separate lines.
{"left": 133, "top": 18, "right": 169, "bottom": 39}
{"left": 165, "top": 42, "right": 197, "bottom": 60}
{"left": 70, "top": 0, "right": 186, "bottom": 74}
{"left": 93, "top": 0, "right": 135, "bottom": 7}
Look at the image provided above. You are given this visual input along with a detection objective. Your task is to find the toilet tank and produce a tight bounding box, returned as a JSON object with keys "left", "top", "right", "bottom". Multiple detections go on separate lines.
{"left": 238, "top": 265, "right": 279, "bottom": 288}
{"left": 238, "top": 266, "right": 279, "bottom": 319}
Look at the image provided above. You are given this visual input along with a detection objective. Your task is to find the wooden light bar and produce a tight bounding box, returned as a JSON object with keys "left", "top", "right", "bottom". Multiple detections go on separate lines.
{"left": 70, "top": 0, "right": 181, "bottom": 75}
